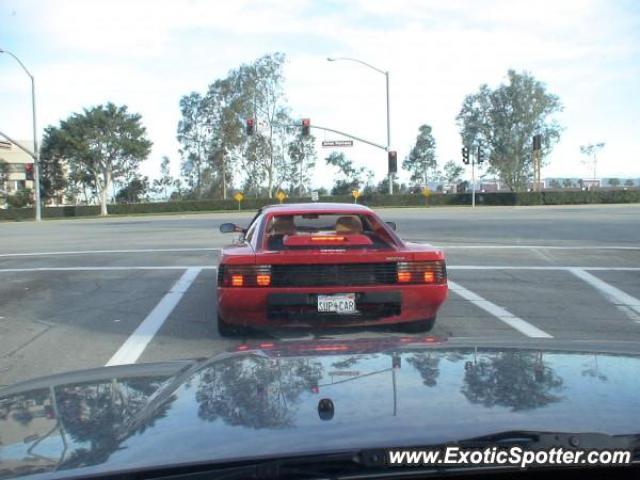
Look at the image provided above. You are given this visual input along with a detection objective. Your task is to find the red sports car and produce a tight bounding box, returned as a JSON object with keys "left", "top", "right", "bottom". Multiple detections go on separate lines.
{"left": 217, "top": 203, "right": 448, "bottom": 336}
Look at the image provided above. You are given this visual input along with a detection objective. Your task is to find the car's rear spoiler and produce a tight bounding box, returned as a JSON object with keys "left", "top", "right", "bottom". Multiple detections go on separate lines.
{"left": 283, "top": 234, "right": 373, "bottom": 247}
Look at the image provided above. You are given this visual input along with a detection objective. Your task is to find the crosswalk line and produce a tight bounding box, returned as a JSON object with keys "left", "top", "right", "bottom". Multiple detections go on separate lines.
{"left": 448, "top": 281, "right": 553, "bottom": 338}
{"left": 569, "top": 268, "right": 640, "bottom": 323}
{"left": 105, "top": 267, "right": 202, "bottom": 366}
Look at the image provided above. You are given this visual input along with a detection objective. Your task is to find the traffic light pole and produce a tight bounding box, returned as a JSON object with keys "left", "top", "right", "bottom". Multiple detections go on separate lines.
{"left": 471, "top": 153, "right": 476, "bottom": 208}
{"left": 0, "top": 130, "right": 35, "bottom": 159}
{"left": 326, "top": 57, "right": 393, "bottom": 194}
{"left": 307, "top": 124, "right": 387, "bottom": 151}
{"left": 386, "top": 70, "right": 392, "bottom": 195}
{"left": 0, "top": 49, "right": 41, "bottom": 221}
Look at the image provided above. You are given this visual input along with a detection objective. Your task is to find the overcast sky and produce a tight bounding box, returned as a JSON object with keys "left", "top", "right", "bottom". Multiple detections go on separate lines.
{"left": 1, "top": 0, "right": 639, "bottom": 187}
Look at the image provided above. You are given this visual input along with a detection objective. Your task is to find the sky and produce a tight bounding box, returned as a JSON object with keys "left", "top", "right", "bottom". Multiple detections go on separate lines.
{"left": 1, "top": 0, "right": 639, "bottom": 189}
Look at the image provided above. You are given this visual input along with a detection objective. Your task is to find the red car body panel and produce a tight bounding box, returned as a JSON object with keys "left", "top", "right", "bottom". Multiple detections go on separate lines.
{"left": 217, "top": 203, "right": 448, "bottom": 328}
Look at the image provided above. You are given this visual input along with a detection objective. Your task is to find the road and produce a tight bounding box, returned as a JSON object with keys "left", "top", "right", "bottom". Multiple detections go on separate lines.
{"left": 1, "top": 204, "right": 640, "bottom": 386}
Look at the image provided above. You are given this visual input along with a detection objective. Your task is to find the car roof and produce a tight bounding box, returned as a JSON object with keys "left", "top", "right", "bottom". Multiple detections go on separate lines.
{"left": 261, "top": 202, "right": 374, "bottom": 215}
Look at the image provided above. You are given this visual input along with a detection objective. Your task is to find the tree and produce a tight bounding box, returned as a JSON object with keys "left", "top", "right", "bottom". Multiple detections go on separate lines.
{"left": 42, "top": 103, "right": 152, "bottom": 215}
{"left": 608, "top": 178, "right": 620, "bottom": 187}
{"left": 549, "top": 179, "right": 561, "bottom": 189}
{"left": 456, "top": 70, "right": 562, "bottom": 191}
{"left": 153, "top": 156, "right": 175, "bottom": 200}
{"left": 442, "top": 160, "right": 464, "bottom": 186}
{"left": 0, "top": 160, "right": 8, "bottom": 197}
{"left": 177, "top": 92, "right": 211, "bottom": 198}
{"left": 403, "top": 124, "right": 436, "bottom": 186}
{"left": 325, "top": 151, "right": 371, "bottom": 195}
{"left": 624, "top": 179, "right": 634, "bottom": 187}
{"left": 116, "top": 177, "right": 149, "bottom": 203}
{"left": 177, "top": 53, "right": 293, "bottom": 199}
{"left": 562, "top": 178, "right": 574, "bottom": 188}
{"left": 39, "top": 126, "right": 68, "bottom": 204}
{"left": 579, "top": 142, "right": 605, "bottom": 179}
{"left": 6, "top": 188, "right": 32, "bottom": 208}
{"left": 286, "top": 131, "right": 317, "bottom": 195}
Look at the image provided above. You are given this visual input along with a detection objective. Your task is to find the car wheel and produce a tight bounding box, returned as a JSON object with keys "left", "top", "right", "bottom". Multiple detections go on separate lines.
{"left": 396, "top": 317, "right": 436, "bottom": 333}
{"left": 217, "top": 315, "right": 252, "bottom": 337}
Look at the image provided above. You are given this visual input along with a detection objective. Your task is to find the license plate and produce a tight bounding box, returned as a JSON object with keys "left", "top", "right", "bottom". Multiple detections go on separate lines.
{"left": 317, "top": 294, "right": 357, "bottom": 314}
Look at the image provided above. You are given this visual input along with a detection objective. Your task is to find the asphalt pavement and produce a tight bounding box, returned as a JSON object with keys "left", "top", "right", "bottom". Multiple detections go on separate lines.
{"left": 1, "top": 204, "right": 639, "bottom": 386}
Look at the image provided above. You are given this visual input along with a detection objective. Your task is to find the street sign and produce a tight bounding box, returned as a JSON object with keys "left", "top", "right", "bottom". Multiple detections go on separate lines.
{"left": 311, "top": 191, "right": 319, "bottom": 202}
{"left": 421, "top": 187, "right": 432, "bottom": 198}
{"left": 322, "top": 140, "right": 354, "bottom": 147}
{"left": 233, "top": 192, "right": 244, "bottom": 210}
{"left": 275, "top": 190, "right": 287, "bottom": 203}
{"left": 352, "top": 189, "right": 361, "bottom": 203}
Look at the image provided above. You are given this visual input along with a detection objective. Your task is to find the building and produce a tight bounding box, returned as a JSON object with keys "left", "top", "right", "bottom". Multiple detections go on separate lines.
{"left": 0, "top": 139, "right": 34, "bottom": 197}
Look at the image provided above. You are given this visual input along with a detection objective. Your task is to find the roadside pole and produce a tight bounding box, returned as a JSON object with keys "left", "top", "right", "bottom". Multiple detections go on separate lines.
{"left": 471, "top": 152, "right": 476, "bottom": 208}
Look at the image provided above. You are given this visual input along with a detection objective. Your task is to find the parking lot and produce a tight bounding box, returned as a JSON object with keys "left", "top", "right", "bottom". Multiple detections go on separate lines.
{"left": 1, "top": 204, "right": 640, "bottom": 386}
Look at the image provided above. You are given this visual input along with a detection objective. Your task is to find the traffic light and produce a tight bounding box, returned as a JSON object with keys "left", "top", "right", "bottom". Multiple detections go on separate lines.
{"left": 532, "top": 134, "right": 542, "bottom": 151}
{"left": 301, "top": 118, "right": 310, "bottom": 136}
{"left": 477, "top": 145, "right": 484, "bottom": 164}
{"left": 245, "top": 118, "right": 254, "bottom": 136}
{"left": 25, "top": 163, "right": 34, "bottom": 181}
{"left": 388, "top": 151, "right": 397, "bottom": 174}
{"left": 462, "top": 147, "right": 469, "bottom": 164}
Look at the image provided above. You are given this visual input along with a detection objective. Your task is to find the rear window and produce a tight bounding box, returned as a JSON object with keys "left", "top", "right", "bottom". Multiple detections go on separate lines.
{"left": 263, "top": 213, "right": 394, "bottom": 250}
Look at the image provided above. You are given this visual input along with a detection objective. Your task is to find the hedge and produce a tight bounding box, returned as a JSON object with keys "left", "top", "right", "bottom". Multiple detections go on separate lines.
{"left": 1, "top": 189, "right": 638, "bottom": 221}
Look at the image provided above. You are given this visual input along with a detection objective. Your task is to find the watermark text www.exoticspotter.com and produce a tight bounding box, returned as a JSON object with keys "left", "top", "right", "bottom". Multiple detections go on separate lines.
{"left": 388, "top": 447, "right": 631, "bottom": 469}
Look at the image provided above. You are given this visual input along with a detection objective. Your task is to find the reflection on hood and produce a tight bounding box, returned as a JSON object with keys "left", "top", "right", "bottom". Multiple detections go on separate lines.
{"left": 195, "top": 356, "right": 323, "bottom": 429}
{"left": 1, "top": 345, "right": 638, "bottom": 480}
{"left": 462, "top": 351, "right": 564, "bottom": 411}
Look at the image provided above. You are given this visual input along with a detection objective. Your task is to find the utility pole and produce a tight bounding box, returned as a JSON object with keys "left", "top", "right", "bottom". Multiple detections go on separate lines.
{"left": 385, "top": 70, "right": 392, "bottom": 195}
{"left": 327, "top": 57, "right": 392, "bottom": 194}
{"left": 471, "top": 151, "right": 476, "bottom": 208}
{"left": 533, "top": 134, "right": 542, "bottom": 192}
{"left": 1, "top": 49, "right": 42, "bottom": 221}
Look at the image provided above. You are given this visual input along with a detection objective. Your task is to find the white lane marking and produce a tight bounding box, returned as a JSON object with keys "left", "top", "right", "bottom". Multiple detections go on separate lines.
{"left": 569, "top": 268, "right": 640, "bottom": 323}
{"left": 105, "top": 268, "right": 202, "bottom": 366}
{"left": 435, "top": 245, "right": 640, "bottom": 250}
{"left": 447, "top": 266, "right": 640, "bottom": 271}
{"left": 448, "top": 280, "right": 553, "bottom": 338}
{"left": 0, "top": 266, "right": 217, "bottom": 273}
{"left": 0, "top": 247, "right": 221, "bottom": 258}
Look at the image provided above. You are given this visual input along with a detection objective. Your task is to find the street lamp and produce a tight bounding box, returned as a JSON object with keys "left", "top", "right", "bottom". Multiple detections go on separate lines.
{"left": 327, "top": 57, "right": 393, "bottom": 194}
{"left": 0, "top": 48, "right": 42, "bottom": 221}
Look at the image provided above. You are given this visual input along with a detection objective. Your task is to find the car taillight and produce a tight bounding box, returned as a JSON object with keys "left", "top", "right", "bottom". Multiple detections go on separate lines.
{"left": 397, "top": 261, "right": 447, "bottom": 285}
{"left": 397, "top": 271, "right": 412, "bottom": 283}
{"left": 256, "top": 274, "right": 271, "bottom": 286}
{"left": 219, "top": 265, "right": 272, "bottom": 287}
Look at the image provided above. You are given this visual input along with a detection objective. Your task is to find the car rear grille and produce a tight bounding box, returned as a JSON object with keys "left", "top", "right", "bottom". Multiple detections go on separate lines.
{"left": 271, "top": 262, "right": 399, "bottom": 287}
{"left": 267, "top": 292, "right": 402, "bottom": 322}
{"left": 267, "top": 304, "right": 401, "bottom": 323}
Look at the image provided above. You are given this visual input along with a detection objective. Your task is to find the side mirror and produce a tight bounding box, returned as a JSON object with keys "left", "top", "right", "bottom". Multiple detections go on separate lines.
{"left": 220, "top": 223, "right": 242, "bottom": 234}
{"left": 385, "top": 221, "right": 397, "bottom": 231}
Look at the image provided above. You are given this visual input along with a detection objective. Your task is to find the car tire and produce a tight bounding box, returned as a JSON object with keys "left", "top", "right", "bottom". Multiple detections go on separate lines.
{"left": 217, "top": 315, "right": 241, "bottom": 337}
{"left": 396, "top": 317, "right": 436, "bottom": 333}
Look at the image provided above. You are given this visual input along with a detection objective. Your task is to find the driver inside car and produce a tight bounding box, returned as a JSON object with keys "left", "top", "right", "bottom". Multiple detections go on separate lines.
{"left": 335, "top": 215, "right": 363, "bottom": 235}
{"left": 267, "top": 215, "right": 297, "bottom": 250}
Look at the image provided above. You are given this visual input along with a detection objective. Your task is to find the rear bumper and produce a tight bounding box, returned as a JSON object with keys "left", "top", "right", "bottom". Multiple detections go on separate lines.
{"left": 217, "top": 284, "right": 448, "bottom": 327}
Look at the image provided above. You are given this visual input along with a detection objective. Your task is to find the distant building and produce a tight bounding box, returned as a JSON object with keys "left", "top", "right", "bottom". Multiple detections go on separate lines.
{"left": 582, "top": 179, "right": 601, "bottom": 190}
{"left": 0, "top": 139, "right": 34, "bottom": 196}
